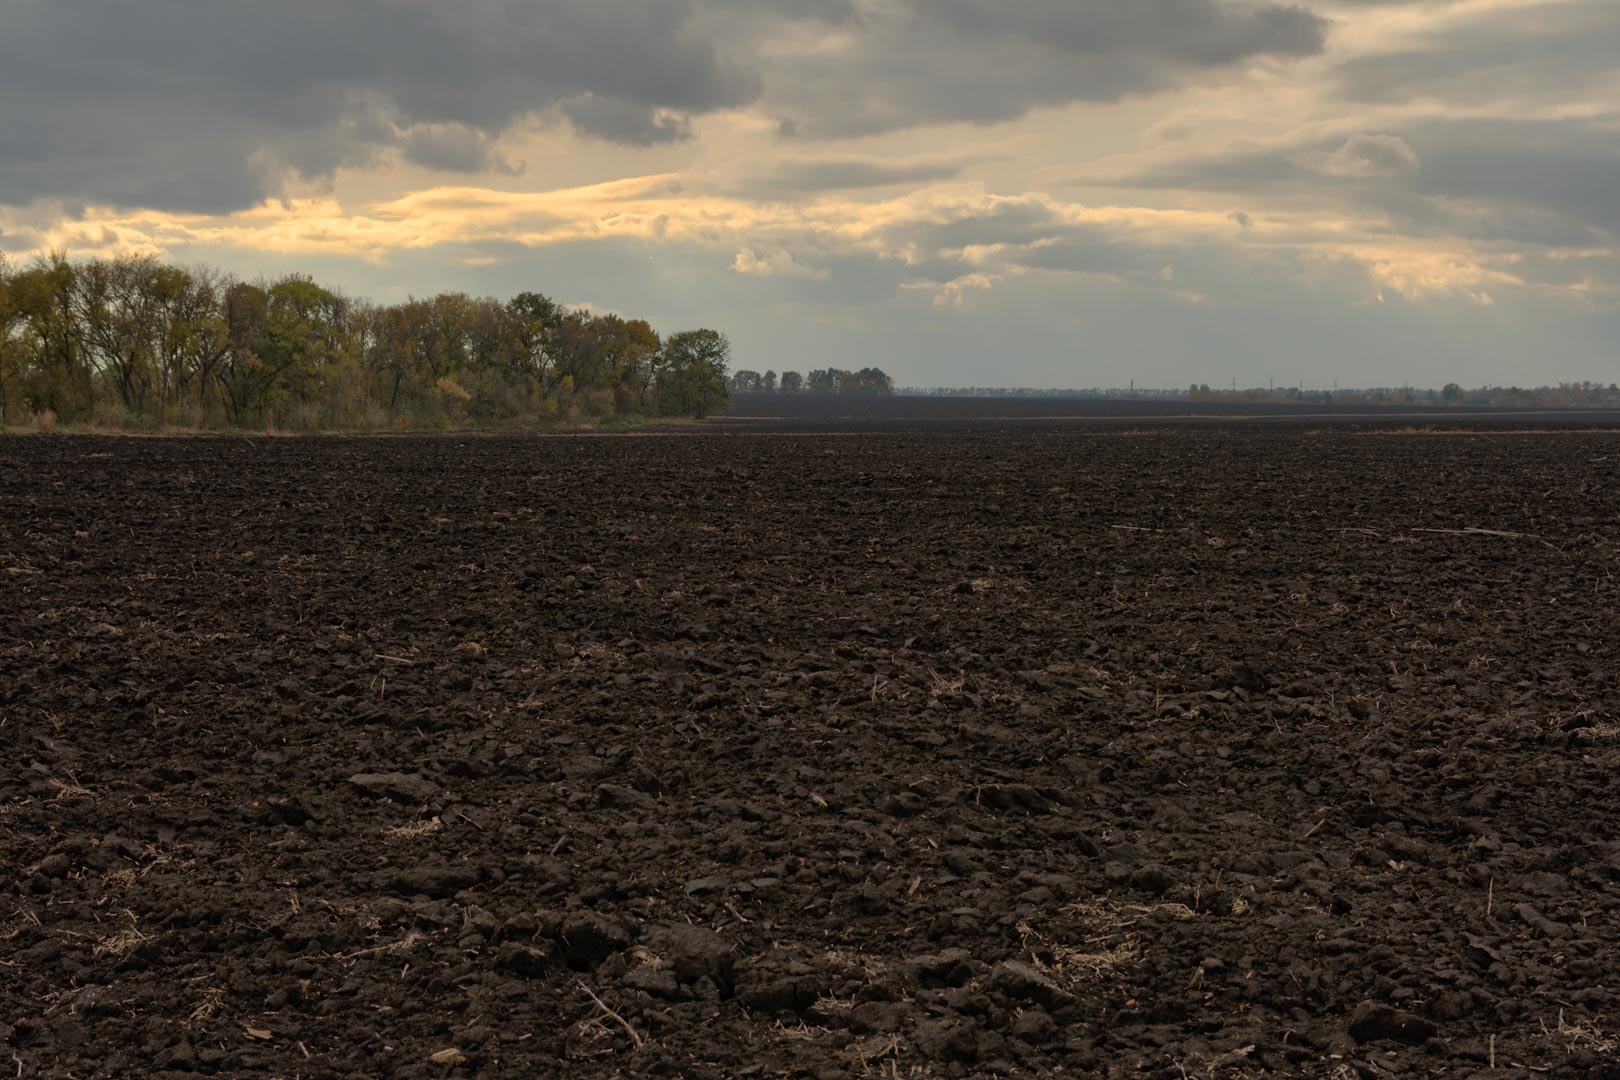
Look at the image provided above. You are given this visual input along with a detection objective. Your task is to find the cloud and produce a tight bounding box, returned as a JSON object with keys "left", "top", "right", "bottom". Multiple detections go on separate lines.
{"left": 1403, "top": 117, "right": 1620, "bottom": 235}
{"left": 924, "top": 0, "right": 1327, "bottom": 66}
{"left": 1323, "top": 133, "right": 1421, "bottom": 178}
{"left": 731, "top": 248, "right": 827, "bottom": 278}
{"left": 399, "top": 122, "right": 523, "bottom": 175}
{"left": 912, "top": 271, "right": 1005, "bottom": 310}
{"left": 558, "top": 96, "right": 696, "bottom": 146}
{"left": 6, "top": 171, "right": 1550, "bottom": 312}
{"left": 744, "top": 154, "right": 970, "bottom": 195}
{"left": 1077, "top": 133, "right": 1396, "bottom": 196}
{"left": 1076, "top": 114, "right": 1620, "bottom": 250}
{"left": 0, "top": 0, "right": 761, "bottom": 211}
{"left": 759, "top": 0, "right": 1331, "bottom": 138}
{"left": 1334, "top": 0, "right": 1620, "bottom": 106}
{"left": 701, "top": 0, "right": 860, "bottom": 22}
{"left": 0, "top": 0, "right": 1344, "bottom": 214}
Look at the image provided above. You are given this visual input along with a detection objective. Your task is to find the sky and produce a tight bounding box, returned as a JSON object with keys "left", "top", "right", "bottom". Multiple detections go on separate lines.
{"left": 1, "top": 0, "right": 1617, "bottom": 389}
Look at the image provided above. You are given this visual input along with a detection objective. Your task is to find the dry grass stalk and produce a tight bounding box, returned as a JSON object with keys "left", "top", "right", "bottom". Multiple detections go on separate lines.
{"left": 1051, "top": 940, "right": 1140, "bottom": 980}
{"left": 189, "top": 988, "right": 227, "bottom": 1025}
{"left": 382, "top": 817, "right": 443, "bottom": 842}
{"left": 337, "top": 931, "right": 422, "bottom": 960}
{"left": 1016, "top": 900, "right": 1199, "bottom": 990}
{"left": 1064, "top": 899, "right": 1198, "bottom": 924}
{"left": 628, "top": 946, "right": 667, "bottom": 973}
{"left": 1545, "top": 1011, "right": 1616, "bottom": 1054}
{"left": 93, "top": 924, "right": 148, "bottom": 959}
{"left": 843, "top": 1033, "right": 905, "bottom": 1073}
{"left": 49, "top": 774, "right": 92, "bottom": 801}
{"left": 99, "top": 869, "right": 138, "bottom": 901}
{"left": 1412, "top": 526, "right": 1543, "bottom": 540}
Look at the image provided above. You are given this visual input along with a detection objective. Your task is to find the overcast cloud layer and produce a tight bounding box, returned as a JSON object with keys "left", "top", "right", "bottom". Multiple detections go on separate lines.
{"left": 2, "top": 0, "right": 1617, "bottom": 388}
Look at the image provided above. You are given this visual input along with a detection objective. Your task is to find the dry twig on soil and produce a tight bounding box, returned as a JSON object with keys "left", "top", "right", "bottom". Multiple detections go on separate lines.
{"left": 577, "top": 981, "right": 644, "bottom": 1049}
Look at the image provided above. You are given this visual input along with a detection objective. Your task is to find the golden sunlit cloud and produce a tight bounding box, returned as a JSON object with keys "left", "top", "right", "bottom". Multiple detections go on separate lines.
{"left": 0, "top": 172, "right": 1563, "bottom": 313}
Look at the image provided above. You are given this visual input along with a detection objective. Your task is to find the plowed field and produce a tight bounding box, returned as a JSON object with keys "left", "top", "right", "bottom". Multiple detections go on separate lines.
{"left": 4, "top": 427, "right": 1619, "bottom": 1078}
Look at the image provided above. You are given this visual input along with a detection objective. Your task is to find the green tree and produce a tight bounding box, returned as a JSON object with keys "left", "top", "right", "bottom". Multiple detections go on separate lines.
{"left": 364, "top": 299, "right": 419, "bottom": 415}
{"left": 10, "top": 254, "right": 90, "bottom": 419}
{"left": 216, "top": 275, "right": 346, "bottom": 424}
{"left": 553, "top": 310, "right": 603, "bottom": 390}
{"left": 0, "top": 253, "right": 19, "bottom": 424}
{"left": 806, "top": 368, "right": 840, "bottom": 393}
{"left": 842, "top": 367, "right": 893, "bottom": 394}
{"left": 157, "top": 265, "right": 235, "bottom": 419}
{"left": 594, "top": 316, "right": 661, "bottom": 413}
{"left": 659, "top": 329, "right": 731, "bottom": 418}
{"left": 69, "top": 255, "right": 165, "bottom": 415}
{"left": 0, "top": 252, "right": 735, "bottom": 431}
{"left": 504, "top": 291, "right": 562, "bottom": 385}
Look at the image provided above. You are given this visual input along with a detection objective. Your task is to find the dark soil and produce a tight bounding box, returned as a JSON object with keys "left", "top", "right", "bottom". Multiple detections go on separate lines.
{"left": 3, "top": 427, "right": 1620, "bottom": 1078}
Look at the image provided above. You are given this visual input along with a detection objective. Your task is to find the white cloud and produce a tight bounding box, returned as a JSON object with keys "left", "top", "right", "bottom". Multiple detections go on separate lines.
{"left": 731, "top": 248, "right": 828, "bottom": 278}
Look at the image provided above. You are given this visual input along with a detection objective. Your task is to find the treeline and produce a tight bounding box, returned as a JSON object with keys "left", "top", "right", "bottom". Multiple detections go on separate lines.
{"left": 912, "top": 382, "right": 1620, "bottom": 406}
{"left": 907, "top": 386, "right": 1181, "bottom": 398}
{"left": 1187, "top": 382, "right": 1620, "bottom": 407}
{"left": 0, "top": 251, "right": 732, "bottom": 431}
{"left": 728, "top": 367, "right": 893, "bottom": 395}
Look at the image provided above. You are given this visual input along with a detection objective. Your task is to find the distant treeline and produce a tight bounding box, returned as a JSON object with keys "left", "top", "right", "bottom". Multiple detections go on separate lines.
{"left": 907, "top": 386, "right": 1184, "bottom": 398}
{"left": 0, "top": 251, "right": 732, "bottom": 431}
{"left": 1188, "top": 383, "right": 1620, "bottom": 407}
{"left": 909, "top": 383, "right": 1620, "bottom": 407}
{"left": 729, "top": 367, "right": 893, "bottom": 395}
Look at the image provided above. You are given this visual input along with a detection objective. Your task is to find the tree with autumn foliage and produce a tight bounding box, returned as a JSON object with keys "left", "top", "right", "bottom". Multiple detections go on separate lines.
{"left": 0, "top": 251, "right": 735, "bottom": 430}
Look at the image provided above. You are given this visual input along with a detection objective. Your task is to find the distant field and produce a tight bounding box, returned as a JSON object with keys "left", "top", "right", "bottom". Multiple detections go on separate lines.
{"left": 725, "top": 392, "right": 1620, "bottom": 426}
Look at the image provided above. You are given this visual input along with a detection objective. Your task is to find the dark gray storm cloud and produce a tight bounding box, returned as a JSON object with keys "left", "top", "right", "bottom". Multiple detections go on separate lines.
{"left": 0, "top": 0, "right": 761, "bottom": 210}
{"left": 1402, "top": 117, "right": 1620, "bottom": 241}
{"left": 1335, "top": 0, "right": 1620, "bottom": 105}
{"left": 702, "top": 0, "right": 860, "bottom": 22}
{"left": 764, "top": 0, "right": 1330, "bottom": 137}
{"left": 399, "top": 124, "right": 522, "bottom": 175}
{"left": 0, "top": 0, "right": 1337, "bottom": 212}
{"left": 557, "top": 96, "right": 695, "bottom": 147}
{"left": 1084, "top": 115, "right": 1620, "bottom": 250}
{"left": 926, "top": 0, "right": 1326, "bottom": 66}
